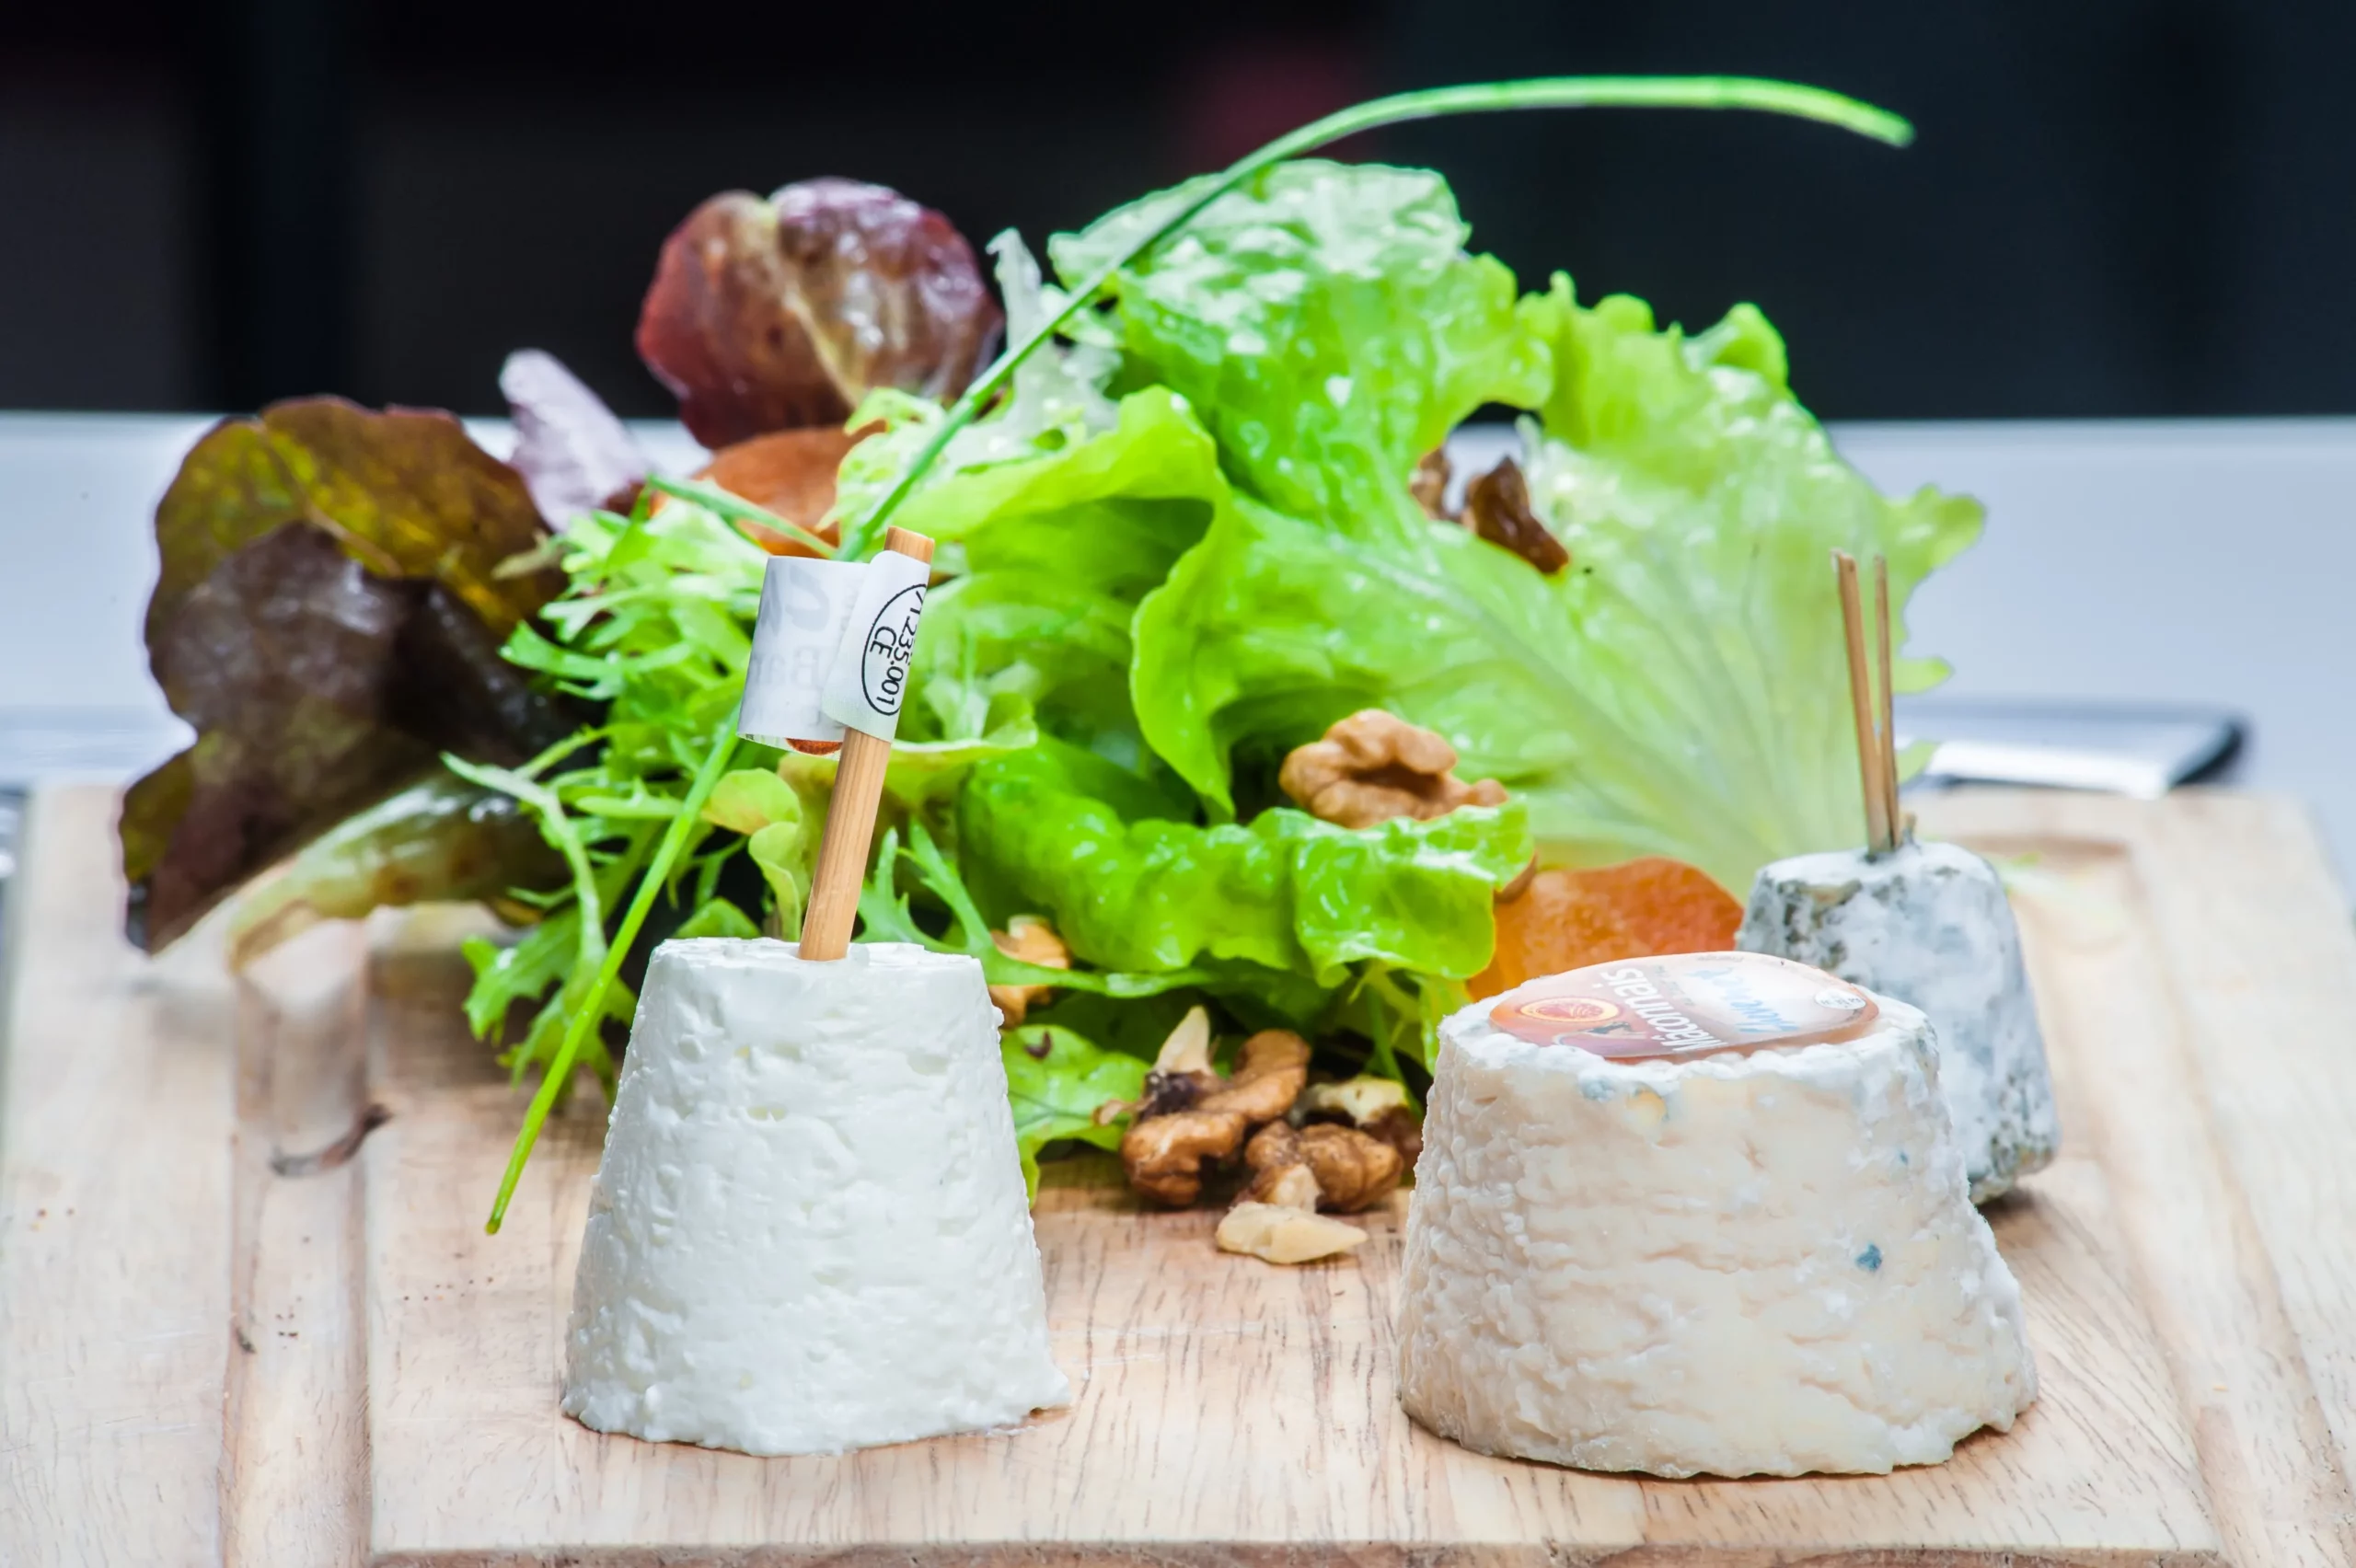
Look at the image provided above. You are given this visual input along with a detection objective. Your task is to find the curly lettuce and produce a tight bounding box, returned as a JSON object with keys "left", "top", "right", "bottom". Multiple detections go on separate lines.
{"left": 956, "top": 744, "right": 1528, "bottom": 986}
{"left": 895, "top": 387, "right": 1230, "bottom": 767}
{"left": 1050, "top": 159, "right": 1552, "bottom": 535}
{"left": 1125, "top": 268, "right": 1979, "bottom": 891}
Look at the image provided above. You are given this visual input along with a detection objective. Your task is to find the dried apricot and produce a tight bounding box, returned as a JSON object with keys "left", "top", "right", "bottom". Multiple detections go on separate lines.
{"left": 1470, "top": 857, "right": 1741, "bottom": 998}
{"left": 1568, "top": 858, "right": 1745, "bottom": 956}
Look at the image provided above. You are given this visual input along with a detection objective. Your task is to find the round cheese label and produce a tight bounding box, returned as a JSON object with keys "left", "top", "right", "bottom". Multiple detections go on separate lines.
{"left": 1488, "top": 951, "right": 1878, "bottom": 1060}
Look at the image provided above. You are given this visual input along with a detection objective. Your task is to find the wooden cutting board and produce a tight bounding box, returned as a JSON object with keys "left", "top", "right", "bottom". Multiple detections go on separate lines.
{"left": 6, "top": 783, "right": 2356, "bottom": 1565}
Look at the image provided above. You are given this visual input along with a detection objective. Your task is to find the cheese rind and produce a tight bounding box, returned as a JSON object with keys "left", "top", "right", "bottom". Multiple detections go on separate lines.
{"left": 1396, "top": 986, "right": 2037, "bottom": 1479}
{"left": 561, "top": 939, "right": 1070, "bottom": 1456}
{"left": 1738, "top": 838, "right": 2060, "bottom": 1200}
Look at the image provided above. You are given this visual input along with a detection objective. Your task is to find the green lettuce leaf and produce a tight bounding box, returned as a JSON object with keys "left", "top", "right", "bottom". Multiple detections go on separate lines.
{"left": 459, "top": 907, "right": 635, "bottom": 1090}
{"left": 700, "top": 767, "right": 803, "bottom": 836}
{"left": 1129, "top": 273, "right": 1980, "bottom": 893}
{"left": 443, "top": 493, "right": 776, "bottom": 1090}
{"left": 779, "top": 698, "right": 1040, "bottom": 811}
{"left": 745, "top": 824, "right": 808, "bottom": 937}
{"left": 893, "top": 387, "right": 1229, "bottom": 764}
{"left": 1050, "top": 159, "right": 1551, "bottom": 534}
{"left": 1001, "top": 1024, "right": 1147, "bottom": 1201}
{"left": 955, "top": 744, "right": 1528, "bottom": 986}
{"left": 857, "top": 819, "right": 1212, "bottom": 999}
{"left": 1511, "top": 277, "right": 1981, "bottom": 877}
{"left": 828, "top": 229, "right": 1121, "bottom": 557}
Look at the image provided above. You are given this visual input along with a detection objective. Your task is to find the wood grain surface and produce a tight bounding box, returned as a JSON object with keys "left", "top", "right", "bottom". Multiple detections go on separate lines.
{"left": 0, "top": 788, "right": 240, "bottom": 1562}
{"left": 6, "top": 784, "right": 2356, "bottom": 1564}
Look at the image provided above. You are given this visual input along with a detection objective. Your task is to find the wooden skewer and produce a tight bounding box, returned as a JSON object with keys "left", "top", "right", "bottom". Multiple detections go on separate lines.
{"left": 1834, "top": 550, "right": 1894, "bottom": 857}
{"left": 796, "top": 525, "right": 935, "bottom": 961}
{"left": 1872, "top": 554, "right": 1902, "bottom": 844}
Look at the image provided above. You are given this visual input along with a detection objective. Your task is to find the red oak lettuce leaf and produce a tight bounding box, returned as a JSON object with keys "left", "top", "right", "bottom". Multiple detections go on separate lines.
{"left": 224, "top": 773, "right": 563, "bottom": 969}
{"left": 500, "top": 349, "right": 650, "bottom": 525}
{"left": 636, "top": 179, "right": 1001, "bottom": 447}
{"left": 123, "top": 398, "right": 578, "bottom": 952}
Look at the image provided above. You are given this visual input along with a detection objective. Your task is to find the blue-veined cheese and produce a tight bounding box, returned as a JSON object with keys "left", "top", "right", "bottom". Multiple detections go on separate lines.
{"left": 1396, "top": 954, "right": 2036, "bottom": 1479}
{"left": 561, "top": 939, "right": 1070, "bottom": 1456}
{"left": 1738, "top": 838, "right": 2060, "bottom": 1201}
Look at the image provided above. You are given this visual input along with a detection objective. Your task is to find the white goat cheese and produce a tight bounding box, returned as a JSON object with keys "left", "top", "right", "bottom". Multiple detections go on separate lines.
{"left": 1738, "top": 838, "right": 2060, "bottom": 1200}
{"left": 1397, "top": 956, "right": 2036, "bottom": 1479}
{"left": 561, "top": 939, "right": 1071, "bottom": 1456}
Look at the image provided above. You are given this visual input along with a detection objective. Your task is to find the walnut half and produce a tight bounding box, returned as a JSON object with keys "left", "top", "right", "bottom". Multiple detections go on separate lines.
{"left": 1113, "top": 1008, "right": 1274, "bottom": 1205}
{"left": 1123, "top": 1111, "right": 1249, "bottom": 1207}
{"left": 1244, "top": 1120, "right": 1403, "bottom": 1215}
{"left": 1195, "top": 1030, "right": 1311, "bottom": 1122}
{"left": 1277, "top": 710, "right": 1507, "bottom": 830}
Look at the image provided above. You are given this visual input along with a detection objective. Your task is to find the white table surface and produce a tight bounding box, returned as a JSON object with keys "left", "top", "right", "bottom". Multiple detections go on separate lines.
{"left": 1, "top": 411, "right": 2349, "bottom": 887}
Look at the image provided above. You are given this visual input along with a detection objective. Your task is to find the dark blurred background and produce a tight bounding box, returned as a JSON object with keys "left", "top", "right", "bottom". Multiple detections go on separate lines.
{"left": 7, "top": 0, "right": 2352, "bottom": 421}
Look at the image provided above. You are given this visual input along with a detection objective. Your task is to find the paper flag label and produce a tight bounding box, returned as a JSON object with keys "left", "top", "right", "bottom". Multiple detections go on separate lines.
{"left": 737, "top": 549, "right": 932, "bottom": 747}
{"left": 822, "top": 548, "right": 930, "bottom": 741}
{"left": 738, "top": 556, "right": 863, "bottom": 748}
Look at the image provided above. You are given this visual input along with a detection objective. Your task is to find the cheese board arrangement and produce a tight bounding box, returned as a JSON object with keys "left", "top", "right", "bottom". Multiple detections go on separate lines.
{"left": 10, "top": 783, "right": 2356, "bottom": 1562}
{"left": 6, "top": 68, "right": 2356, "bottom": 1567}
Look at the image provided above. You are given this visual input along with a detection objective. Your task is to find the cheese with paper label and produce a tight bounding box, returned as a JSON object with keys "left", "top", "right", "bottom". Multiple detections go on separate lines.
{"left": 561, "top": 938, "right": 1070, "bottom": 1456}
{"left": 1738, "top": 838, "right": 2060, "bottom": 1202}
{"left": 1396, "top": 951, "right": 2037, "bottom": 1479}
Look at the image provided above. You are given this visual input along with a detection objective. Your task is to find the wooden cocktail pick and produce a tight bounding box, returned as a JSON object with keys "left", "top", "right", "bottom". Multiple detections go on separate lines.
{"left": 1872, "top": 552, "right": 1904, "bottom": 844}
{"left": 1833, "top": 549, "right": 1899, "bottom": 856}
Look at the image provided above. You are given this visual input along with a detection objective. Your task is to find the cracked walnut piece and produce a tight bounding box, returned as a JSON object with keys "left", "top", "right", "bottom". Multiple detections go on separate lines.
{"left": 1114, "top": 1010, "right": 1306, "bottom": 1206}
{"left": 1247, "top": 1160, "right": 1323, "bottom": 1210}
{"left": 1098, "top": 1005, "right": 1222, "bottom": 1126}
{"left": 1278, "top": 710, "right": 1507, "bottom": 830}
{"left": 987, "top": 915, "right": 1071, "bottom": 1027}
{"left": 1216, "top": 1202, "right": 1368, "bottom": 1265}
{"left": 1123, "top": 1110, "right": 1250, "bottom": 1207}
{"left": 1195, "top": 1030, "right": 1311, "bottom": 1122}
{"left": 1245, "top": 1121, "right": 1403, "bottom": 1214}
{"left": 1300, "top": 1075, "right": 1426, "bottom": 1168}
{"left": 1299, "top": 1075, "right": 1411, "bottom": 1126}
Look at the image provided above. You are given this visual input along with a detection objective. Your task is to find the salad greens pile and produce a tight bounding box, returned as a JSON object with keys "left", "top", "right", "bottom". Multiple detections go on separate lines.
{"left": 144, "top": 75, "right": 1974, "bottom": 1216}
{"left": 459, "top": 156, "right": 1973, "bottom": 1192}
